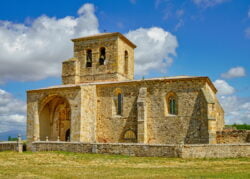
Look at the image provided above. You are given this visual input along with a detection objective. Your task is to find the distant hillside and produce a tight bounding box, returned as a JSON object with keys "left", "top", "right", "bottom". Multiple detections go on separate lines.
{"left": 0, "top": 130, "right": 26, "bottom": 141}
{"left": 226, "top": 124, "right": 250, "bottom": 130}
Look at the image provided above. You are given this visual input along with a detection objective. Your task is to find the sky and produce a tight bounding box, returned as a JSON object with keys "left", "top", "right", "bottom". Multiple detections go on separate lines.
{"left": 0, "top": 0, "right": 250, "bottom": 137}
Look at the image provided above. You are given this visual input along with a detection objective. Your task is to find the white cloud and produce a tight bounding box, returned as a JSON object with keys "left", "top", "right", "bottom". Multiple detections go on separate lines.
{"left": 126, "top": 27, "right": 178, "bottom": 76}
{"left": 192, "top": 0, "right": 229, "bottom": 8}
{"left": 176, "top": 9, "right": 185, "bottom": 18}
{"left": 213, "top": 79, "right": 235, "bottom": 95}
{"left": 0, "top": 3, "right": 99, "bottom": 83}
{"left": 219, "top": 95, "right": 250, "bottom": 124}
{"left": 221, "top": 66, "right": 246, "bottom": 79}
{"left": 0, "top": 89, "right": 26, "bottom": 133}
{"left": 213, "top": 79, "right": 250, "bottom": 124}
{"left": 116, "top": 22, "right": 124, "bottom": 29}
{"left": 245, "top": 27, "right": 250, "bottom": 39}
{"left": 130, "top": 0, "right": 137, "bottom": 4}
{"left": 0, "top": 3, "right": 178, "bottom": 82}
{"left": 174, "top": 10, "right": 185, "bottom": 31}
{"left": 174, "top": 19, "right": 184, "bottom": 31}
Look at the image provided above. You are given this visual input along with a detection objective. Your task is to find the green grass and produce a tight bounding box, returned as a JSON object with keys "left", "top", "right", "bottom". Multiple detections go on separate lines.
{"left": 0, "top": 151, "right": 249, "bottom": 178}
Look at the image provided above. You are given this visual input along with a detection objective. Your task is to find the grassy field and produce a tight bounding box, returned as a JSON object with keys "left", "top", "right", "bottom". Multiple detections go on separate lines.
{"left": 0, "top": 151, "right": 249, "bottom": 178}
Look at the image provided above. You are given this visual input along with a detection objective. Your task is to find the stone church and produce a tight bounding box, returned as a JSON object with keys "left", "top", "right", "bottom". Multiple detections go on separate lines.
{"left": 27, "top": 32, "right": 224, "bottom": 148}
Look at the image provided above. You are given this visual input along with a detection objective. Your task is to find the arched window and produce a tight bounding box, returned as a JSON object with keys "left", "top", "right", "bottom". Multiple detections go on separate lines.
{"left": 169, "top": 97, "right": 176, "bottom": 115}
{"left": 124, "top": 130, "right": 136, "bottom": 142}
{"left": 124, "top": 51, "right": 128, "bottom": 74}
{"left": 86, "top": 49, "right": 92, "bottom": 67}
{"left": 166, "top": 92, "right": 177, "bottom": 115}
{"left": 117, "top": 93, "right": 123, "bottom": 115}
{"left": 99, "top": 47, "right": 106, "bottom": 65}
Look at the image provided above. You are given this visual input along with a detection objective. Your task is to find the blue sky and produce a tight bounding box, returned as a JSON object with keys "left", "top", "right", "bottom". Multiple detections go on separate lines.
{"left": 0, "top": 0, "right": 250, "bottom": 137}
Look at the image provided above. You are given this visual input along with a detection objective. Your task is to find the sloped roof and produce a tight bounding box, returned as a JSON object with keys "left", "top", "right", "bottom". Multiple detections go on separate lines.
{"left": 27, "top": 76, "right": 217, "bottom": 93}
{"left": 71, "top": 32, "right": 136, "bottom": 48}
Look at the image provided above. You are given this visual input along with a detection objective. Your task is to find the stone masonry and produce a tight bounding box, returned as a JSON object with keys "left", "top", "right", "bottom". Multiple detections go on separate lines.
{"left": 32, "top": 142, "right": 250, "bottom": 158}
{"left": 216, "top": 129, "right": 250, "bottom": 143}
{"left": 27, "top": 32, "right": 226, "bottom": 150}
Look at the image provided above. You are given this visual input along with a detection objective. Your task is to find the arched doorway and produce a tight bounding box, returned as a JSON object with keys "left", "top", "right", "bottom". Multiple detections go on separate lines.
{"left": 39, "top": 96, "right": 71, "bottom": 141}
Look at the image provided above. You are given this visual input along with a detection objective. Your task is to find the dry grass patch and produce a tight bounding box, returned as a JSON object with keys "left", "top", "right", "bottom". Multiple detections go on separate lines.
{"left": 0, "top": 151, "right": 249, "bottom": 178}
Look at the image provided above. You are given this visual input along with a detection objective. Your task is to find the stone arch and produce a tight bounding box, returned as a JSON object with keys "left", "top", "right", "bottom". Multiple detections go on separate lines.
{"left": 99, "top": 47, "right": 106, "bottom": 65}
{"left": 86, "top": 49, "right": 92, "bottom": 67}
{"left": 124, "top": 50, "right": 128, "bottom": 75}
{"left": 39, "top": 95, "right": 71, "bottom": 141}
{"left": 123, "top": 129, "right": 136, "bottom": 143}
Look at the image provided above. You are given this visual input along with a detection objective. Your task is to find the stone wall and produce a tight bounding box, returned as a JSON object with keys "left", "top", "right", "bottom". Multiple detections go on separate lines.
{"left": 0, "top": 142, "right": 18, "bottom": 151}
{"left": 32, "top": 142, "right": 180, "bottom": 157}
{"left": 27, "top": 76, "right": 224, "bottom": 149}
{"left": 96, "top": 83, "right": 138, "bottom": 143}
{"left": 96, "top": 77, "right": 223, "bottom": 144}
{"left": 32, "top": 142, "right": 250, "bottom": 158}
{"left": 181, "top": 144, "right": 250, "bottom": 158}
{"left": 216, "top": 129, "right": 250, "bottom": 144}
{"left": 117, "top": 37, "right": 134, "bottom": 80}
{"left": 0, "top": 141, "right": 23, "bottom": 152}
{"left": 80, "top": 85, "right": 97, "bottom": 143}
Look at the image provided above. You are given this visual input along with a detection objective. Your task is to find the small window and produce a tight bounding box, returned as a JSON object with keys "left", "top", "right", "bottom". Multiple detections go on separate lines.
{"left": 166, "top": 92, "right": 177, "bottom": 115}
{"left": 124, "top": 130, "right": 136, "bottom": 141}
{"left": 169, "top": 97, "right": 176, "bottom": 115}
{"left": 86, "top": 49, "right": 92, "bottom": 67}
{"left": 99, "top": 47, "right": 106, "bottom": 65}
{"left": 117, "top": 93, "right": 123, "bottom": 115}
{"left": 124, "top": 51, "right": 128, "bottom": 74}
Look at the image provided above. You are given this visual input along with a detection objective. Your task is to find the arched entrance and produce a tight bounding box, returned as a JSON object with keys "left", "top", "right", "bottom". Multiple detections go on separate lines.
{"left": 39, "top": 95, "right": 71, "bottom": 141}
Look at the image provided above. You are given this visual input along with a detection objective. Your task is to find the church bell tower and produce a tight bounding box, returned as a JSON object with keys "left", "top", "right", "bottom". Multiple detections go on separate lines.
{"left": 62, "top": 32, "right": 136, "bottom": 84}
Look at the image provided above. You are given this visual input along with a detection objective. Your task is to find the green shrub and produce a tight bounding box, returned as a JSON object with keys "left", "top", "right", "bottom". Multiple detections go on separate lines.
{"left": 230, "top": 124, "right": 250, "bottom": 130}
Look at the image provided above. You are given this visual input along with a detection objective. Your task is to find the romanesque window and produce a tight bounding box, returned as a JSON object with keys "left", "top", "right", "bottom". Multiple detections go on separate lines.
{"left": 169, "top": 97, "right": 176, "bottom": 115}
{"left": 86, "top": 49, "right": 92, "bottom": 67}
{"left": 99, "top": 47, "right": 106, "bottom": 65}
{"left": 166, "top": 92, "right": 177, "bottom": 115}
{"left": 124, "top": 51, "right": 128, "bottom": 74}
{"left": 117, "top": 93, "right": 123, "bottom": 115}
{"left": 124, "top": 129, "right": 136, "bottom": 142}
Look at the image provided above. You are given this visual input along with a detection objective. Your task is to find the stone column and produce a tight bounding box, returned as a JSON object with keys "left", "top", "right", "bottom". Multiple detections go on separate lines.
{"left": 33, "top": 102, "right": 40, "bottom": 142}
{"left": 70, "top": 100, "right": 81, "bottom": 142}
{"left": 79, "top": 85, "right": 97, "bottom": 143}
{"left": 137, "top": 87, "right": 147, "bottom": 143}
{"left": 17, "top": 135, "right": 23, "bottom": 153}
{"left": 208, "top": 118, "right": 217, "bottom": 144}
{"left": 69, "top": 88, "right": 83, "bottom": 142}
{"left": 27, "top": 99, "right": 39, "bottom": 150}
{"left": 207, "top": 103, "right": 216, "bottom": 144}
